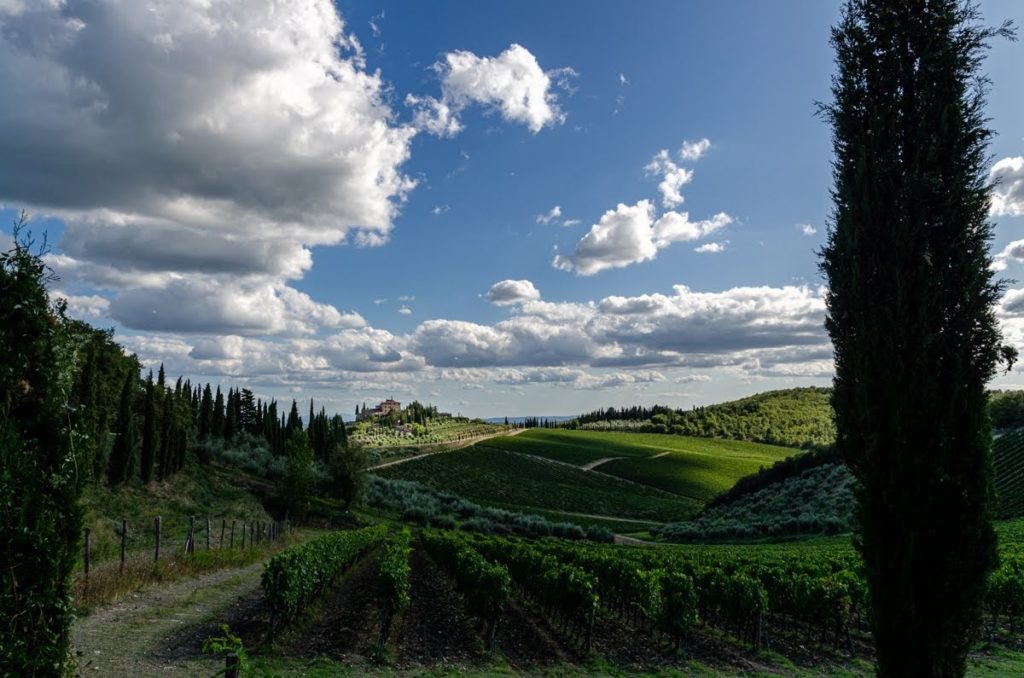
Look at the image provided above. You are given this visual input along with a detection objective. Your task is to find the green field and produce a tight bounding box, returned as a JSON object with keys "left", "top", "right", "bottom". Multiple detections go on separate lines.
{"left": 378, "top": 429, "right": 800, "bottom": 523}
{"left": 375, "top": 446, "right": 699, "bottom": 522}
{"left": 479, "top": 429, "right": 797, "bottom": 502}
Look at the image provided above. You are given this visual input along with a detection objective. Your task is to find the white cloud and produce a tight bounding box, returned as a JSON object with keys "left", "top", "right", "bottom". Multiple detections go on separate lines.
{"left": 0, "top": 0, "right": 415, "bottom": 335}
{"left": 562, "top": 219, "right": 581, "bottom": 227}
{"left": 675, "top": 374, "right": 712, "bottom": 384}
{"left": 618, "top": 73, "right": 629, "bottom": 86}
{"left": 679, "top": 138, "right": 711, "bottom": 162}
{"left": 485, "top": 279, "right": 541, "bottom": 306}
{"left": 398, "top": 306, "right": 412, "bottom": 315}
{"left": 645, "top": 150, "right": 693, "bottom": 208}
{"left": 107, "top": 278, "right": 364, "bottom": 337}
{"left": 694, "top": 241, "right": 727, "bottom": 253}
{"left": 554, "top": 201, "right": 731, "bottom": 275}
{"left": 991, "top": 157, "right": 1024, "bottom": 217}
{"left": 796, "top": 223, "right": 817, "bottom": 236}
{"left": 993, "top": 239, "right": 1024, "bottom": 271}
{"left": 555, "top": 139, "right": 729, "bottom": 275}
{"left": 432, "top": 205, "right": 450, "bottom": 216}
{"left": 53, "top": 291, "right": 111, "bottom": 321}
{"left": 408, "top": 44, "right": 574, "bottom": 136}
{"left": 369, "top": 9, "right": 384, "bottom": 38}
{"left": 536, "top": 205, "right": 562, "bottom": 224}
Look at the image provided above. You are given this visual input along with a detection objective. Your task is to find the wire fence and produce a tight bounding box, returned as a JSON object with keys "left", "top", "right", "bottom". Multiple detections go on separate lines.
{"left": 79, "top": 515, "right": 290, "bottom": 576}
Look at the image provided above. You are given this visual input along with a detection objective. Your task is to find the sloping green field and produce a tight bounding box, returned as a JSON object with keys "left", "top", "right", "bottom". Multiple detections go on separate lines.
{"left": 375, "top": 445, "right": 698, "bottom": 522}
{"left": 378, "top": 429, "right": 799, "bottom": 522}
{"left": 480, "top": 429, "right": 798, "bottom": 501}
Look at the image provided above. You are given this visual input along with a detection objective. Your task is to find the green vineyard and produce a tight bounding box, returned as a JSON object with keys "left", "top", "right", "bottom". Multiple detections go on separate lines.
{"left": 995, "top": 430, "right": 1024, "bottom": 519}
{"left": 252, "top": 523, "right": 1024, "bottom": 665}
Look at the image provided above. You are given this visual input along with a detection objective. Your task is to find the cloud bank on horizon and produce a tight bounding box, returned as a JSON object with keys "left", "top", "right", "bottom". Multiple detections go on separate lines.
{"left": 2, "top": 0, "right": 1023, "bottom": 415}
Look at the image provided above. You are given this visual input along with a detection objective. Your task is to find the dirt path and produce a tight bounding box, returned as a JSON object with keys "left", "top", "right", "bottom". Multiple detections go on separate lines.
{"left": 367, "top": 428, "right": 526, "bottom": 471}
{"left": 72, "top": 560, "right": 268, "bottom": 676}
{"left": 579, "top": 456, "right": 627, "bottom": 471}
{"left": 505, "top": 449, "right": 700, "bottom": 503}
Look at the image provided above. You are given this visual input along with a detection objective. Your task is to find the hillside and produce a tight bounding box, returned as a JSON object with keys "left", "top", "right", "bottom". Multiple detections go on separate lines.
{"left": 661, "top": 426, "right": 1024, "bottom": 542}
{"left": 572, "top": 387, "right": 836, "bottom": 449}
{"left": 377, "top": 429, "right": 798, "bottom": 525}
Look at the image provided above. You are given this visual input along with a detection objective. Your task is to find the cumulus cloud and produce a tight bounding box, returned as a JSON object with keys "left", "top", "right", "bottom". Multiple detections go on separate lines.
{"left": 485, "top": 279, "right": 541, "bottom": 306}
{"left": 408, "top": 44, "right": 574, "bottom": 136}
{"left": 991, "top": 157, "right": 1024, "bottom": 217}
{"left": 536, "top": 205, "right": 562, "bottom": 224}
{"left": 797, "top": 223, "right": 817, "bottom": 236}
{"left": 553, "top": 200, "right": 731, "bottom": 275}
{"left": 645, "top": 150, "right": 694, "bottom": 208}
{"left": 107, "top": 278, "right": 364, "bottom": 336}
{"left": 679, "top": 138, "right": 711, "bottom": 162}
{"left": 53, "top": 291, "right": 111, "bottom": 321}
{"left": 993, "top": 239, "right": 1024, "bottom": 272}
{"left": 398, "top": 306, "right": 413, "bottom": 315}
{"left": 0, "top": 0, "right": 415, "bottom": 334}
{"left": 694, "top": 241, "right": 727, "bottom": 254}
{"left": 555, "top": 140, "right": 730, "bottom": 275}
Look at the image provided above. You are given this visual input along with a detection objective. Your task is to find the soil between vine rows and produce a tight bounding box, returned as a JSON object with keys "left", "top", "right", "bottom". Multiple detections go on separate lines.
{"left": 393, "top": 543, "right": 483, "bottom": 666}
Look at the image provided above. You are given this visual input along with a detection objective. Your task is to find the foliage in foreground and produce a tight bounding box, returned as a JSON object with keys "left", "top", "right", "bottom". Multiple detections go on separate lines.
{"left": 0, "top": 226, "right": 83, "bottom": 675}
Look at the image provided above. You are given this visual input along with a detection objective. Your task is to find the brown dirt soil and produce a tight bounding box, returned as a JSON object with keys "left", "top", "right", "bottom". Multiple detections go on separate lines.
{"left": 279, "top": 551, "right": 382, "bottom": 662}
{"left": 393, "top": 545, "right": 484, "bottom": 666}
{"left": 495, "top": 596, "right": 576, "bottom": 669}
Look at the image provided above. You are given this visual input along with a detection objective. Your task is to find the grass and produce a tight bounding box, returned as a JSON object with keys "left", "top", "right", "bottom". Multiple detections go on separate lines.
{"left": 376, "top": 446, "right": 699, "bottom": 522}
{"left": 79, "top": 458, "right": 272, "bottom": 568}
{"left": 73, "top": 528, "right": 306, "bottom": 612}
{"left": 478, "top": 429, "right": 797, "bottom": 502}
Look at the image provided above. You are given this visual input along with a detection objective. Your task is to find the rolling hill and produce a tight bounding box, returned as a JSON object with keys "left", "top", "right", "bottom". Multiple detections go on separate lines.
{"left": 376, "top": 429, "right": 799, "bottom": 524}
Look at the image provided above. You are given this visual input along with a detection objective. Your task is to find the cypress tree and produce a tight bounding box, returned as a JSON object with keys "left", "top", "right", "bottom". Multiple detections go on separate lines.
{"left": 140, "top": 369, "right": 156, "bottom": 484}
{"left": 108, "top": 369, "right": 137, "bottom": 485}
{"left": 821, "top": 2, "right": 1015, "bottom": 674}
{"left": 212, "top": 386, "right": 224, "bottom": 439}
{"left": 224, "top": 387, "right": 238, "bottom": 441}
{"left": 199, "top": 384, "right": 213, "bottom": 439}
{"left": 286, "top": 399, "right": 301, "bottom": 434}
{"left": 158, "top": 386, "right": 173, "bottom": 481}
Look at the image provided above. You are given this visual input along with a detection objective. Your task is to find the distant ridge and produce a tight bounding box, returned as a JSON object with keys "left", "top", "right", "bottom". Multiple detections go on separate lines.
{"left": 483, "top": 415, "right": 576, "bottom": 425}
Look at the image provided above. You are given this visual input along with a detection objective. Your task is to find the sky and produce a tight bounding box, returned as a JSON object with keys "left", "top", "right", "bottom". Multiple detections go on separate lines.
{"left": 2, "top": 0, "right": 1024, "bottom": 418}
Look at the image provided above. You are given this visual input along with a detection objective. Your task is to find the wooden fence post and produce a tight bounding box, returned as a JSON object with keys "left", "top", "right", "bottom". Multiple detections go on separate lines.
{"left": 206, "top": 517, "right": 212, "bottom": 550}
{"left": 225, "top": 652, "right": 240, "bottom": 678}
{"left": 240, "top": 521, "right": 246, "bottom": 549}
{"left": 230, "top": 520, "right": 236, "bottom": 549}
{"left": 83, "top": 527, "right": 91, "bottom": 578}
{"left": 154, "top": 516, "right": 161, "bottom": 564}
{"left": 220, "top": 519, "right": 226, "bottom": 550}
{"left": 120, "top": 519, "right": 127, "bottom": 573}
{"left": 186, "top": 516, "right": 195, "bottom": 554}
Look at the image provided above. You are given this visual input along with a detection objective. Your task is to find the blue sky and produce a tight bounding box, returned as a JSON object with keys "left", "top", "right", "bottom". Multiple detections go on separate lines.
{"left": 2, "top": 0, "right": 1024, "bottom": 417}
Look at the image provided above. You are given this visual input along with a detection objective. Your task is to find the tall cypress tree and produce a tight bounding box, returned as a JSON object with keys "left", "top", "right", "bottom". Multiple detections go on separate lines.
{"left": 140, "top": 369, "right": 156, "bottom": 484}
{"left": 821, "top": 2, "right": 1015, "bottom": 674}
{"left": 212, "top": 386, "right": 224, "bottom": 439}
{"left": 107, "top": 369, "right": 137, "bottom": 485}
{"left": 199, "top": 384, "right": 213, "bottom": 439}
